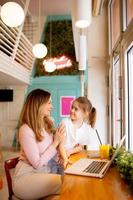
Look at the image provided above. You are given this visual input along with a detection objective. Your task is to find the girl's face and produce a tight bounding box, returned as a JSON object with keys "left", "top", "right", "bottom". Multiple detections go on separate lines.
{"left": 39, "top": 97, "right": 53, "bottom": 118}
{"left": 70, "top": 101, "right": 85, "bottom": 121}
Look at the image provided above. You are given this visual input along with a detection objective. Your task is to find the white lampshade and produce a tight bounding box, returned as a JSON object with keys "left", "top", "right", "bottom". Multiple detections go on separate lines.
{"left": 79, "top": 35, "right": 87, "bottom": 70}
{"left": 1, "top": 2, "right": 24, "bottom": 27}
{"left": 44, "top": 61, "right": 56, "bottom": 73}
{"left": 32, "top": 43, "right": 47, "bottom": 59}
{"left": 72, "top": 0, "right": 92, "bottom": 28}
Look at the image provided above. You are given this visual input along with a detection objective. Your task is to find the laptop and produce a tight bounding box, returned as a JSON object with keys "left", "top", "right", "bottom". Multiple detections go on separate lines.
{"left": 64, "top": 135, "right": 126, "bottom": 178}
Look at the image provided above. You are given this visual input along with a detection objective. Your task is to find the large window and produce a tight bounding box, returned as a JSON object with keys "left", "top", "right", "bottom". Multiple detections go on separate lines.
{"left": 112, "top": 57, "right": 122, "bottom": 146}
{"left": 127, "top": 44, "right": 133, "bottom": 151}
{"left": 108, "top": 0, "right": 133, "bottom": 150}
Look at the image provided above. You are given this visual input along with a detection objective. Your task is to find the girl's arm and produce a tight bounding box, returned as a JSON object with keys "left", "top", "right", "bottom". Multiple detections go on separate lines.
{"left": 66, "top": 144, "right": 83, "bottom": 157}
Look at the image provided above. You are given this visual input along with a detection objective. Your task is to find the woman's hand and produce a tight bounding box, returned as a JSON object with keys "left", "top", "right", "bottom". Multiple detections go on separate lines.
{"left": 74, "top": 143, "right": 83, "bottom": 151}
{"left": 53, "top": 124, "right": 65, "bottom": 148}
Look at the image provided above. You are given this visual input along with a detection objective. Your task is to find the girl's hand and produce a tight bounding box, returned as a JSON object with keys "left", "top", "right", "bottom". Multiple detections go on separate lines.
{"left": 74, "top": 143, "right": 83, "bottom": 151}
{"left": 53, "top": 124, "right": 65, "bottom": 148}
{"left": 63, "top": 158, "right": 72, "bottom": 169}
{"left": 66, "top": 144, "right": 83, "bottom": 157}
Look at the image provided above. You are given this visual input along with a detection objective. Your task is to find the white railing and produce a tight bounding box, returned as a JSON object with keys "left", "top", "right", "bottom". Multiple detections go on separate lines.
{"left": 0, "top": 18, "right": 34, "bottom": 72}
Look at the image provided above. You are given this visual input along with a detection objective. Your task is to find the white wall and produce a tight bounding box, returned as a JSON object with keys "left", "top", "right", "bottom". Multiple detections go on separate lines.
{"left": 87, "top": 4, "right": 109, "bottom": 144}
{"left": 0, "top": 85, "right": 27, "bottom": 148}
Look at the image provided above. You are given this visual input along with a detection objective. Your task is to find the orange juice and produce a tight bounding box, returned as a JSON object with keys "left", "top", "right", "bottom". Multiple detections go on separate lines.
{"left": 99, "top": 144, "right": 110, "bottom": 159}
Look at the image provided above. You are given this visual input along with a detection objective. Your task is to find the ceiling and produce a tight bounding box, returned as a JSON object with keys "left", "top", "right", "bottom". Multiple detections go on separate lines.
{"left": 0, "top": 0, "right": 71, "bottom": 16}
{"left": 0, "top": 0, "right": 72, "bottom": 85}
{"left": 0, "top": 0, "right": 106, "bottom": 85}
{"left": 0, "top": 71, "right": 28, "bottom": 85}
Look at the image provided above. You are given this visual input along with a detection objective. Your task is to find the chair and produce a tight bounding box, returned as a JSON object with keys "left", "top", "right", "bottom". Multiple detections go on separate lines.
{"left": 0, "top": 132, "right": 3, "bottom": 161}
{"left": 4, "top": 157, "right": 20, "bottom": 200}
{"left": 4, "top": 157, "right": 60, "bottom": 200}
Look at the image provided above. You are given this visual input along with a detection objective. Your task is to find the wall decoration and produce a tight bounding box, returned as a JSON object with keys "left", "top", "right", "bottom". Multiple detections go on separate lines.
{"left": 34, "top": 17, "right": 79, "bottom": 76}
{"left": 60, "top": 96, "right": 75, "bottom": 117}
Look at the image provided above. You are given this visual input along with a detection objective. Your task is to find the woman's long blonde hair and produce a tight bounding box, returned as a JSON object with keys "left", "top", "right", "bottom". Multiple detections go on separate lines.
{"left": 73, "top": 97, "right": 96, "bottom": 128}
{"left": 19, "top": 89, "right": 55, "bottom": 141}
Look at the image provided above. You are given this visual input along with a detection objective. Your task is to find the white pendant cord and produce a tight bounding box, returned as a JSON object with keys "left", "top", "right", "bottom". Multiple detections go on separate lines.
{"left": 12, "top": 0, "right": 31, "bottom": 61}
{"left": 44, "top": 16, "right": 56, "bottom": 73}
{"left": 49, "top": 17, "right": 52, "bottom": 58}
{"left": 38, "top": 0, "right": 41, "bottom": 42}
{"left": 32, "top": 0, "right": 47, "bottom": 58}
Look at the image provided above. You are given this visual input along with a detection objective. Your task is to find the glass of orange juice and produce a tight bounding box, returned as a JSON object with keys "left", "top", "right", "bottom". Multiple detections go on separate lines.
{"left": 99, "top": 144, "right": 110, "bottom": 159}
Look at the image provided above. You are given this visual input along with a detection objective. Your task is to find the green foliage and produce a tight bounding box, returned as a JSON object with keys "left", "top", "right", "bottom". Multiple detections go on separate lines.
{"left": 44, "top": 20, "right": 75, "bottom": 57}
{"left": 34, "top": 19, "right": 79, "bottom": 77}
{"left": 113, "top": 146, "right": 133, "bottom": 192}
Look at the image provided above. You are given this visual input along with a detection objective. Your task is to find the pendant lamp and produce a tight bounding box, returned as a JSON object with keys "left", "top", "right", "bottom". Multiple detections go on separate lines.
{"left": 1, "top": 2, "right": 24, "bottom": 27}
{"left": 33, "top": 43, "right": 47, "bottom": 59}
{"left": 79, "top": 35, "right": 87, "bottom": 70}
{"left": 44, "top": 61, "right": 56, "bottom": 73}
{"left": 72, "top": 0, "right": 92, "bottom": 28}
{"left": 32, "top": 0, "right": 47, "bottom": 58}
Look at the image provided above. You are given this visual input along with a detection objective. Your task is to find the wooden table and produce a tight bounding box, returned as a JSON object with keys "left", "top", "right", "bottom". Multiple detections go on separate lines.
{"left": 59, "top": 151, "right": 133, "bottom": 200}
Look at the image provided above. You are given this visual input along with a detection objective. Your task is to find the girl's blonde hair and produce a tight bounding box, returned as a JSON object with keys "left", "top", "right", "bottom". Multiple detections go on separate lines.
{"left": 19, "top": 89, "right": 55, "bottom": 141}
{"left": 73, "top": 97, "right": 96, "bottom": 128}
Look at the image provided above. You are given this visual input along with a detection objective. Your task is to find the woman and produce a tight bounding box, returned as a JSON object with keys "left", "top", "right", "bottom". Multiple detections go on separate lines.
{"left": 13, "top": 89, "right": 65, "bottom": 200}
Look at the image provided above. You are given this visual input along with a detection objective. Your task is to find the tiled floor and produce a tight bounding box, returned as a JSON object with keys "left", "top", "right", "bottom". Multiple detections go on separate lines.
{"left": 0, "top": 149, "right": 19, "bottom": 200}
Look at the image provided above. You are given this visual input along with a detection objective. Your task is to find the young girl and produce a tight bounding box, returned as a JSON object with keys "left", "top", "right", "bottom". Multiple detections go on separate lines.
{"left": 59, "top": 96, "right": 99, "bottom": 168}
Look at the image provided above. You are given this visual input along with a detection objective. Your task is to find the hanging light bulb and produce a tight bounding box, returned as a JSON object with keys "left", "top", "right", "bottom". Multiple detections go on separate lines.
{"left": 32, "top": 0, "right": 47, "bottom": 58}
{"left": 32, "top": 43, "right": 47, "bottom": 59}
{"left": 1, "top": 2, "right": 24, "bottom": 27}
{"left": 44, "top": 61, "right": 56, "bottom": 73}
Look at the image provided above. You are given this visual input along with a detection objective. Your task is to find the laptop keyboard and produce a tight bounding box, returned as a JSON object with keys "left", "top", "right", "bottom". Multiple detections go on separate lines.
{"left": 83, "top": 161, "right": 107, "bottom": 174}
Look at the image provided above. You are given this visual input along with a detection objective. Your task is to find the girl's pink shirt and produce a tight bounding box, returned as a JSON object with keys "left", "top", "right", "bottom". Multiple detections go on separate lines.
{"left": 19, "top": 124, "right": 57, "bottom": 169}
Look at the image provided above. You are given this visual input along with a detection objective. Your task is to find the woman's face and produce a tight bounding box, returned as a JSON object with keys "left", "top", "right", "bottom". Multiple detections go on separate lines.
{"left": 70, "top": 101, "right": 85, "bottom": 121}
{"left": 39, "top": 97, "right": 53, "bottom": 118}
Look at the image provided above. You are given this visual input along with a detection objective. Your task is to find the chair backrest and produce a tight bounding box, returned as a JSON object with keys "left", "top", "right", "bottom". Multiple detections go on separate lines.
{"left": 4, "top": 157, "right": 19, "bottom": 199}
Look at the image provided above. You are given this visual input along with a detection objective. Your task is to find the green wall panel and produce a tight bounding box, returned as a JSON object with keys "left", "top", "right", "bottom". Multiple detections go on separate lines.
{"left": 28, "top": 75, "right": 81, "bottom": 127}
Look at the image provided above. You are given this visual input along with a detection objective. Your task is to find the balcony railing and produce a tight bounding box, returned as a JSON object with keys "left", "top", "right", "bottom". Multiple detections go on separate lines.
{"left": 0, "top": 18, "right": 34, "bottom": 83}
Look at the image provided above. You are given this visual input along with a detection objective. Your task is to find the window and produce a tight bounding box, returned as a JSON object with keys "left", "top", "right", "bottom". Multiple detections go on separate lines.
{"left": 112, "top": 57, "right": 122, "bottom": 146}
{"left": 127, "top": 44, "right": 133, "bottom": 151}
{"left": 109, "top": 0, "right": 121, "bottom": 49}
{"left": 108, "top": 0, "right": 133, "bottom": 150}
{"left": 127, "top": 0, "right": 133, "bottom": 25}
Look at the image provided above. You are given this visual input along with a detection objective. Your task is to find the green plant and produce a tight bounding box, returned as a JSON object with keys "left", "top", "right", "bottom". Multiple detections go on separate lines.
{"left": 113, "top": 146, "right": 133, "bottom": 192}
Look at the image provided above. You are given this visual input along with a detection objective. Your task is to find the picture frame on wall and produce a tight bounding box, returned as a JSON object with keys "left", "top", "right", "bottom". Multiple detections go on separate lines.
{"left": 60, "top": 96, "right": 75, "bottom": 117}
